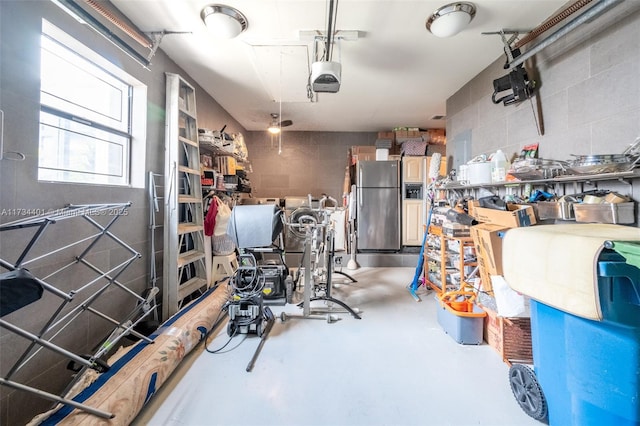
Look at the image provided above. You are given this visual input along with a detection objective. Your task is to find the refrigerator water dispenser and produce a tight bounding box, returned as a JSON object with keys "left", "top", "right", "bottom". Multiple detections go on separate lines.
{"left": 404, "top": 183, "right": 423, "bottom": 199}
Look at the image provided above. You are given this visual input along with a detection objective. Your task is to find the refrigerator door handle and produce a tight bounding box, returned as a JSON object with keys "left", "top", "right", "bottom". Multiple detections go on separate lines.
{"left": 358, "top": 188, "right": 362, "bottom": 207}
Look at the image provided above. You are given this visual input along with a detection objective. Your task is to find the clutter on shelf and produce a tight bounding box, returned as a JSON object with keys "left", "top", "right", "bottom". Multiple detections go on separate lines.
{"left": 424, "top": 158, "right": 639, "bottom": 362}
{"left": 199, "top": 127, "right": 251, "bottom": 194}
{"left": 453, "top": 137, "right": 640, "bottom": 186}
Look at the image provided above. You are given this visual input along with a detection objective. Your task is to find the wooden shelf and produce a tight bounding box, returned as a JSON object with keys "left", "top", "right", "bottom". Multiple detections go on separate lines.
{"left": 423, "top": 224, "right": 477, "bottom": 295}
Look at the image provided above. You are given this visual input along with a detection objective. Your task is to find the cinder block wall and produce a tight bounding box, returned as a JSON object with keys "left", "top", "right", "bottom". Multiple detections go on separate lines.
{"left": 245, "top": 130, "right": 378, "bottom": 201}
{"left": 445, "top": 2, "right": 640, "bottom": 215}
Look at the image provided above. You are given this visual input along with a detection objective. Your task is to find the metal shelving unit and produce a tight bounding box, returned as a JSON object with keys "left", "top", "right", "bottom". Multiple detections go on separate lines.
{"left": 442, "top": 170, "right": 639, "bottom": 193}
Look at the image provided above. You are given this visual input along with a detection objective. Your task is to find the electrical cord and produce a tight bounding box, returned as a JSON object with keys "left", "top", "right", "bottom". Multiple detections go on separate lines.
{"left": 205, "top": 327, "right": 247, "bottom": 354}
{"left": 203, "top": 298, "right": 250, "bottom": 354}
{"left": 205, "top": 252, "right": 265, "bottom": 355}
{"left": 231, "top": 255, "right": 266, "bottom": 298}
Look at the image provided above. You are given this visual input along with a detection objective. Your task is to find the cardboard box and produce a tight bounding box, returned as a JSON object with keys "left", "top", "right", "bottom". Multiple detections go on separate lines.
{"left": 471, "top": 223, "right": 507, "bottom": 276}
{"left": 377, "top": 131, "right": 394, "bottom": 140}
{"left": 351, "top": 145, "right": 376, "bottom": 155}
{"left": 470, "top": 223, "right": 508, "bottom": 293}
{"left": 442, "top": 222, "right": 470, "bottom": 237}
{"left": 471, "top": 203, "right": 537, "bottom": 228}
{"left": 394, "top": 130, "right": 422, "bottom": 140}
{"left": 425, "top": 129, "right": 446, "bottom": 145}
{"left": 351, "top": 145, "right": 377, "bottom": 165}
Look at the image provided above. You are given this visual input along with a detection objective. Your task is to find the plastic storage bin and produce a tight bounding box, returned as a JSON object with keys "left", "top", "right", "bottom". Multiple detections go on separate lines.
{"left": 436, "top": 292, "right": 486, "bottom": 344}
{"left": 529, "top": 250, "right": 640, "bottom": 425}
{"left": 573, "top": 201, "right": 635, "bottom": 224}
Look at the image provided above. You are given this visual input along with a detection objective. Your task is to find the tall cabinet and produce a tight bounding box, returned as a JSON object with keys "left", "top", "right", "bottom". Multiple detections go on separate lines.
{"left": 402, "top": 155, "right": 449, "bottom": 246}
{"left": 401, "top": 156, "right": 427, "bottom": 246}
{"left": 163, "top": 73, "right": 208, "bottom": 320}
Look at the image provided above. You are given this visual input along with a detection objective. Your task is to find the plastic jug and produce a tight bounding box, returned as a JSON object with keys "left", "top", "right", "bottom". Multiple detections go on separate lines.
{"left": 491, "top": 149, "right": 509, "bottom": 183}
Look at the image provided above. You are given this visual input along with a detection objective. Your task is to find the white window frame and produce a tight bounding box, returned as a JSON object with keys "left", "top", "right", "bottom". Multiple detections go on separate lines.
{"left": 38, "top": 20, "right": 146, "bottom": 188}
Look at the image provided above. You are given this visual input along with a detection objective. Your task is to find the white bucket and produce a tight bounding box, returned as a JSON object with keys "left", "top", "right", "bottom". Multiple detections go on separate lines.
{"left": 376, "top": 148, "right": 389, "bottom": 160}
{"left": 466, "top": 162, "right": 492, "bottom": 184}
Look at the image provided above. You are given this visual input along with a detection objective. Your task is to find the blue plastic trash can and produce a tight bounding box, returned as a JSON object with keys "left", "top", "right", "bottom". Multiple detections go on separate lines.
{"left": 530, "top": 250, "right": 640, "bottom": 426}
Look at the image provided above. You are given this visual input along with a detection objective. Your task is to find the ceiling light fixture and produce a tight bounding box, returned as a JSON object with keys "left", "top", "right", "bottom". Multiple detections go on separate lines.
{"left": 201, "top": 4, "right": 248, "bottom": 39}
{"left": 426, "top": 2, "right": 476, "bottom": 38}
{"left": 268, "top": 113, "right": 281, "bottom": 134}
{"left": 267, "top": 124, "right": 281, "bottom": 135}
{"left": 267, "top": 113, "right": 293, "bottom": 135}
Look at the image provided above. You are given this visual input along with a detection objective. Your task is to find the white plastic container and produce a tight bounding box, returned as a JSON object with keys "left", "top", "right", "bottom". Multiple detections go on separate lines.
{"left": 491, "top": 149, "right": 509, "bottom": 183}
{"left": 457, "top": 164, "right": 468, "bottom": 182}
{"left": 467, "top": 162, "right": 492, "bottom": 184}
{"left": 375, "top": 148, "right": 389, "bottom": 160}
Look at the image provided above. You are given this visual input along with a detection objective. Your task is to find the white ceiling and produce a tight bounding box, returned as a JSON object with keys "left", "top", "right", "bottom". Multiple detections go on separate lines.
{"left": 111, "top": 0, "right": 567, "bottom": 132}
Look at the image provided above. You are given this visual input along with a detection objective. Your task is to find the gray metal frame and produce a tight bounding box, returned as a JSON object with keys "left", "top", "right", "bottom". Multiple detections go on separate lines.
{"left": 163, "top": 73, "right": 208, "bottom": 320}
{"left": 0, "top": 203, "right": 151, "bottom": 419}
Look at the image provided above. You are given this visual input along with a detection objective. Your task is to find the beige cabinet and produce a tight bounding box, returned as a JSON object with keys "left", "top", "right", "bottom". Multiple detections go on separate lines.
{"left": 402, "top": 156, "right": 426, "bottom": 246}
{"left": 402, "top": 156, "right": 425, "bottom": 183}
{"left": 400, "top": 155, "right": 448, "bottom": 246}
{"left": 402, "top": 156, "right": 448, "bottom": 183}
{"left": 402, "top": 199, "right": 423, "bottom": 246}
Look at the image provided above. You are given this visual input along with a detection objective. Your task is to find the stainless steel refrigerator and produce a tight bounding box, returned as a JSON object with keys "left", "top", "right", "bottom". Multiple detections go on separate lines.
{"left": 356, "top": 160, "right": 401, "bottom": 251}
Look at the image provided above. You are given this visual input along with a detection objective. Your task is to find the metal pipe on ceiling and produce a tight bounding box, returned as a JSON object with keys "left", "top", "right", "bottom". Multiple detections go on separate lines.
{"left": 52, "top": 0, "right": 151, "bottom": 68}
{"left": 514, "top": 0, "right": 594, "bottom": 49}
{"left": 508, "top": 0, "right": 624, "bottom": 69}
{"left": 83, "top": 0, "right": 152, "bottom": 49}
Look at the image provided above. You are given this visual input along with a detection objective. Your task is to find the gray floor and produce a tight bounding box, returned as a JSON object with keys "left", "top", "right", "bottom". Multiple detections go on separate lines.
{"left": 133, "top": 267, "right": 540, "bottom": 426}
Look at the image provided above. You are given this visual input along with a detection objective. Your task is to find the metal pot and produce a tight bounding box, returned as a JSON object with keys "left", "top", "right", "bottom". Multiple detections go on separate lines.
{"left": 510, "top": 158, "right": 566, "bottom": 180}
{"left": 565, "top": 137, "right": 640, "bottom": 175}
{"left": 565, "top": 158, "right": 637, "bottom": 174}
{"left": 569, "top": 153, "right": 629, "bottom": 165}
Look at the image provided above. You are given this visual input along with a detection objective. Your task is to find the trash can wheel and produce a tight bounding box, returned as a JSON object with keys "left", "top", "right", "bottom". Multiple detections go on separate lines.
{"left": 509, "top": 364, "right": 548, "bottom": 422}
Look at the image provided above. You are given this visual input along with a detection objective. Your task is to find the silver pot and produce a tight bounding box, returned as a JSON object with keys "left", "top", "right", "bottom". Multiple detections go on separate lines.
{"left": 565, "top": 137, "right": 640, "bottom": 174}
{"left": 510, "top": 158, "right": 565, "bottom": 180}
{"left": 569, "top": 153, "right": 629, "bottom": 165}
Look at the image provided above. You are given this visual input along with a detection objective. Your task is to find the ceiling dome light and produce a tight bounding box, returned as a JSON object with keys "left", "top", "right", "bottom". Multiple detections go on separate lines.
{"left": 201, "top": 4, "right": 248, "bottom": 39}
{"left": 426, "top": 2, "right": 476, "bottom": 38}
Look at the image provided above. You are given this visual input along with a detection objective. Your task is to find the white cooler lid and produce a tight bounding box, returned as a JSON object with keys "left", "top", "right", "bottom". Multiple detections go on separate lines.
{"left": 503, "top": 224, "right": 640, "bottom": 320}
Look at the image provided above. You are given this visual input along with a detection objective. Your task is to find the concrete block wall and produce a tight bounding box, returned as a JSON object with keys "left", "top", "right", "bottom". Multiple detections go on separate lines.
{"left": 245, "top": 130, "right": 378, "bottom": 201}
{"left": 445, "top": 2, "right": 640, "bottom": 217}
{"left": 447, "top": 3, "right": 640, "bottom": 161}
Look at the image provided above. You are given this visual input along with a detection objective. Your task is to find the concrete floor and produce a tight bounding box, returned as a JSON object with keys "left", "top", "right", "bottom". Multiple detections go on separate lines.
{"left": 133, "top": 267, "right": 540, "bottom": 426}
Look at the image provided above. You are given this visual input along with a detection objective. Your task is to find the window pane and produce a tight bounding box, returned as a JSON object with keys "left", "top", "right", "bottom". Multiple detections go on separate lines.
{"left": 38, "top": 111, "right": 129, "bottom": 185}
{"left": 40, "top": 35, "right": 129, "bottom": 132}
{"left": 38, "top": 25, "right": 136, "bottom": 187}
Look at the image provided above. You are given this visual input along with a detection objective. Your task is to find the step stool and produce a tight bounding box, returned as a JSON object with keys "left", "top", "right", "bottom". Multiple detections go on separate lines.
{"left": 211, "top": 253, "right": 238, "bottom": 284}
